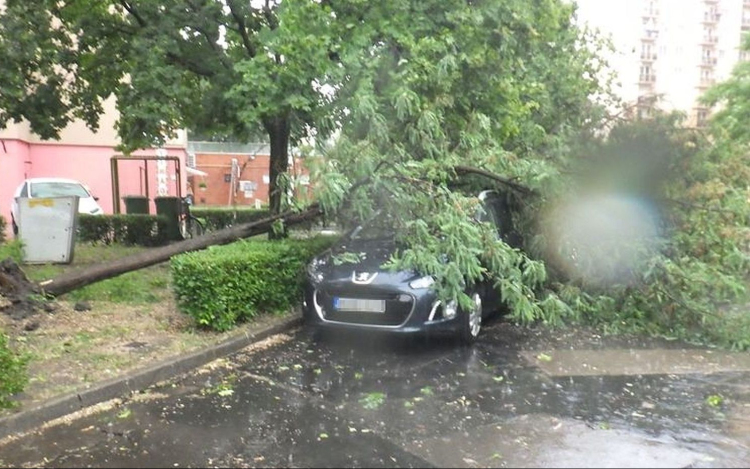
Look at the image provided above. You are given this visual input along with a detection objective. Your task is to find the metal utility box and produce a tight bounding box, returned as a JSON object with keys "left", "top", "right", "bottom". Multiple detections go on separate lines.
{"left": 17, "top": 196, "right": 79, "bottom": 264}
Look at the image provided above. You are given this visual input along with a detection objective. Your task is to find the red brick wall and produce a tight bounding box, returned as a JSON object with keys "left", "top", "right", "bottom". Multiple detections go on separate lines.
{"left": 191, "top": 153, "right": 310, "bottom": 207}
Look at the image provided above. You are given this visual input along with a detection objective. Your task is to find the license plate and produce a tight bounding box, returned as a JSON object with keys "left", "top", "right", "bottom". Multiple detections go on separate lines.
{"left": 333, "top": 297, "right": 386, "bottom": 313}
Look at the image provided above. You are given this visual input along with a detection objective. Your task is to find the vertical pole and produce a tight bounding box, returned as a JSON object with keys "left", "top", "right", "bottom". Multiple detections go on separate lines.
{"left": 111, "top": 157, "right": 120, "bottom": 214}
{"left": 144, "top": 159, "right": 150, "bottom": 202}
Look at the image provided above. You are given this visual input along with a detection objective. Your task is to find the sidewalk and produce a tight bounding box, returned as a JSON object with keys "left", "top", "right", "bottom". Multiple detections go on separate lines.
{"left": 0, "top": 312, "right": 302, "bottom": 440}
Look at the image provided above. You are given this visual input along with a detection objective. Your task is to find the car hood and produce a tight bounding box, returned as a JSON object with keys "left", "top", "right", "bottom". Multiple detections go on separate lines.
{"left": 311, "top": 238, "right": 421, "bottom": 285}
{"left": 77, "top": 197, "right": 104, "bottom": 215}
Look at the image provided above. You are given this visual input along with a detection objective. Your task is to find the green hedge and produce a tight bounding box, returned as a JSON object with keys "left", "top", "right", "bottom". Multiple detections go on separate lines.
{"left": 78, "top": 214, "right": 169, "bottom": 246}
{"left": 171, "top": 236, "right": 338, "bottom": 331}
{"left": 0, "top": 332, "right": 27, "bottom": 409}
{"left": 189, "top": 208, "right": 270, "bottom": 232}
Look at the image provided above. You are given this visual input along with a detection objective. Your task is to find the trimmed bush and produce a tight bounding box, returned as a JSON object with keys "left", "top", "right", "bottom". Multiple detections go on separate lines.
{"left": 171, "top": 236, "right": 338, "bottom": 331}
{"left": 189, "top": 208, "right": 270, "bottom": 232}
{"left": 78, "top": 214, "right": 169, "bottom": 246}
{"left": 0, "top": 331, "right": 27, "bottom": 409}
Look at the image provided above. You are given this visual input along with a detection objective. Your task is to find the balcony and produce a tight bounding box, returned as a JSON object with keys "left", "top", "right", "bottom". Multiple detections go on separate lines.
{"left": 698, "top": 78, "right": 716, "bottom": 89}
{"left": 640, "top": 53, "right": 658, "bottom": 61}
{"left": 701, "top": 57, "right": 718, "bottom": 66}
{"left": 639, "top": 74, "right": 657, "bottom": 84}
{"left": 701, "top": 35, "right": 718, "bottom": 45}
{"left": 702, "top": 12, "right": 720, "bottom": 23}
{"left": 642, "top": 30, "right": 659, "bottom": 41}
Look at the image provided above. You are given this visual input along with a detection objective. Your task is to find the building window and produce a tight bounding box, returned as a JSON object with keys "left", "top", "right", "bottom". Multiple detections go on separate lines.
{"left": 697, "top": 110, "right": 708, "bottom": 127}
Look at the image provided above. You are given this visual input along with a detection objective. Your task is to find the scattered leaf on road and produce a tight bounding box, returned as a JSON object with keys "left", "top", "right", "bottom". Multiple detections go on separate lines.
{"left": 537, "top": 353, "right": 553, "bottom": 362}
{"left": 706, "top": 394, "right": 724, "bottom": 407}
{"left": 360, "top": 392, "right": 386, "bottom": 410}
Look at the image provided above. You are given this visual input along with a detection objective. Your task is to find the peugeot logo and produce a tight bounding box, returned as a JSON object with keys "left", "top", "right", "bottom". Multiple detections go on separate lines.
{"left": 352, "top": 271, "right": 378, "bottom": 285}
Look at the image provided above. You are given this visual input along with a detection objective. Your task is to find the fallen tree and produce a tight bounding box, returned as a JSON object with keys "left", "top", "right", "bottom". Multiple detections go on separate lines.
{"left": 40, "top": 204, "right": 323, "bottom": 297}
{"left": 0, "top": 163, "right": 532, "bottom": 311}
{"left": 0, "top": 204, "right": 322, "bottom": 316}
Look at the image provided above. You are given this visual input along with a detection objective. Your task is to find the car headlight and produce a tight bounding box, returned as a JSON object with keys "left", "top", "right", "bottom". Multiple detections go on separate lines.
{"left": 409, "top": 275, "right": 435, "bottom": 289}
{"left": 306, "top": 260, "right": 324, "bottom": 284}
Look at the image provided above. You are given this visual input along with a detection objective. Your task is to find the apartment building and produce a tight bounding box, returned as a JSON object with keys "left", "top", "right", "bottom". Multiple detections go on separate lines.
{"left": 575, "top": 0, "right": 748, "bottom": 127}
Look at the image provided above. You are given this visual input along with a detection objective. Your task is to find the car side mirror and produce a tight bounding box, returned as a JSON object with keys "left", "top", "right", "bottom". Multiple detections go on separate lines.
{"left": 94, "top": 196, "right": 100, "bottom": 201}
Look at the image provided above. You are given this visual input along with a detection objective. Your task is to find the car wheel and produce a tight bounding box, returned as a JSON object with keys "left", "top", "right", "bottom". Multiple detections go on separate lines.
{"left": 459, "top": 292, "right": 483, "bottom": 345}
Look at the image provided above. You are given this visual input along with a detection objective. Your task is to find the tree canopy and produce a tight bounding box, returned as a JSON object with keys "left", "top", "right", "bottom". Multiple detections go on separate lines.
{"left": 0, "top": 0, "right": 341, "bottom": 214}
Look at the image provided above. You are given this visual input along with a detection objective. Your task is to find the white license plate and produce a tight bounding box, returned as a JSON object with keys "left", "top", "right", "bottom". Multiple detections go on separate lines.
{"left": 333, "top": 297, "right": 386, "bottom": 313}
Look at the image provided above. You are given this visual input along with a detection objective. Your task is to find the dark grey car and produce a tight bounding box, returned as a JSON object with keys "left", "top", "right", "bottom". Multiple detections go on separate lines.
{"left": 303, "top": 190, "right": 517, "bottom": 344}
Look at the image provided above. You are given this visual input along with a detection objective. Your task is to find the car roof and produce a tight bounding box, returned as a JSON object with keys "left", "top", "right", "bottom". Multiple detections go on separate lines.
{"left": 24, "top": 178, "right": 86, "bottom": 185}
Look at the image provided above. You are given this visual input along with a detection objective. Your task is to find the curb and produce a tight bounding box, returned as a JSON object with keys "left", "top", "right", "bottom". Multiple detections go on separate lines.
{"left": 0, "top": 312, "right": 302, "bottom": 440}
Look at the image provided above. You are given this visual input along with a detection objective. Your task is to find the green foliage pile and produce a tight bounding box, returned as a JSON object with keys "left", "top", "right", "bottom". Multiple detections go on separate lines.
{"left": 171, "top": 236, "right": 337, "bottom": 331}
{"left": 189, "top": 208, "right": 270, "bottom": 233}
{"left": 0, "top": 332, "right": 27, "bottom": 409}
{"left": 78, "top": 214, "right": 168, "bottom": 247}
{"left": 541, "top": 114, "right": 750, "bottom": 349}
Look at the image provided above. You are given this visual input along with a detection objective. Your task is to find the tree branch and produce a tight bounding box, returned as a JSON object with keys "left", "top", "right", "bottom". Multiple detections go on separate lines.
{"left": 227, "top": 0, "right": 256, "bottom": 58}
{"left": 165, "top": 51, "right": 217, "bottom": 78}
{"left": 118, "top": 0, "right": 147, "bottom": 27}
{"left": 453, "top": 165, "right": 538, "bottom": 196}
{"left": 183, "top": 0, "right": 234, "bottom": 71}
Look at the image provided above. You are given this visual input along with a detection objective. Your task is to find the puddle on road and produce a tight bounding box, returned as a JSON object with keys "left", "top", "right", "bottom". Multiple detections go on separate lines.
{"left": 406, "top": 413, "right": 720, "bottom": 468}
{"left": 522, "top": 349, "right": 750, "bottom": 377}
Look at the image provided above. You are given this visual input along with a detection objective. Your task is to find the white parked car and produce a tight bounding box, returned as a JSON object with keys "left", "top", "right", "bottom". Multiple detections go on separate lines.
{"left": 10, "top": 177, "right": 104, "bottom": 234}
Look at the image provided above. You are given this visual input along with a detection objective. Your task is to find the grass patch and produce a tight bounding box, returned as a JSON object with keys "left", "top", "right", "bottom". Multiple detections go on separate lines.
{"left": 23, "top": 243, "right": 172, "bottom": 304}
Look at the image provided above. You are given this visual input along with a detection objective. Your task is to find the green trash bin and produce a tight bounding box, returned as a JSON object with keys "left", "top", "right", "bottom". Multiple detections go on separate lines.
{"left": 154, "top": 196, "right": 182, "bottom": 241}
{"left": 122, "top": 195, "right": 150, "bottom": 215}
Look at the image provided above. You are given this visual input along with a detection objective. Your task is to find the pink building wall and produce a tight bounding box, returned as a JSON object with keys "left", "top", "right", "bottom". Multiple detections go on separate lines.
{"left": 1, "top": 139, "right": 186, "bottom": 239}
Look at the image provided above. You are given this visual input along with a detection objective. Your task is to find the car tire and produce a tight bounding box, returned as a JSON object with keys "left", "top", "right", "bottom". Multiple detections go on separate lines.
{"left": 459, "top": 292, "right": 483, "bottom": 345}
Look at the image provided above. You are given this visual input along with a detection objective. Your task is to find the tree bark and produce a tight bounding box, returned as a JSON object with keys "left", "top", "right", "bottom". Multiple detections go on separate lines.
{"left": 40, "top": 204, "right": 321, "bottom": 298}
{"left": 265, "top": 115, "right": 291, "bottom": 217}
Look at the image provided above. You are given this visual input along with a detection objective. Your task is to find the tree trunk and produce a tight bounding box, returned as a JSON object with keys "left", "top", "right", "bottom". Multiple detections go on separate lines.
{"left": 40, "top": 204, "right": 321, "bottom": 298}
{"left": 265, "top": 115, "right": 291, "bottom": 217}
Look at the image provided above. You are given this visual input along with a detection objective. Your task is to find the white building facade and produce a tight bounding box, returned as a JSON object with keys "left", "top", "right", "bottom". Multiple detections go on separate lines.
{"left": 575, "top": 0, "right": 749, "bottom": 127}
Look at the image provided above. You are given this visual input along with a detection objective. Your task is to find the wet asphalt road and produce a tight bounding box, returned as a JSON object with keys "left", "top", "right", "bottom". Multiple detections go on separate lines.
{"left": 1, "top": 319, "right": 749, "bottom": 468}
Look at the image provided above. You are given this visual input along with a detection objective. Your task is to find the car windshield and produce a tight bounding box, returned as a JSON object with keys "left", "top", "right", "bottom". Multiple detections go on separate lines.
{"left": 29, "top": 182, "right": 90, "bottom": 198}
{"left": 350, "top": 214, "right": 395, "bottom": 241}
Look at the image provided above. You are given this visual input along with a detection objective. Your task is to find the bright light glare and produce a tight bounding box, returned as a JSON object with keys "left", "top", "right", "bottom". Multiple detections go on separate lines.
{"left": 546, "top": 193, "right": 662, "bottom": 287}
